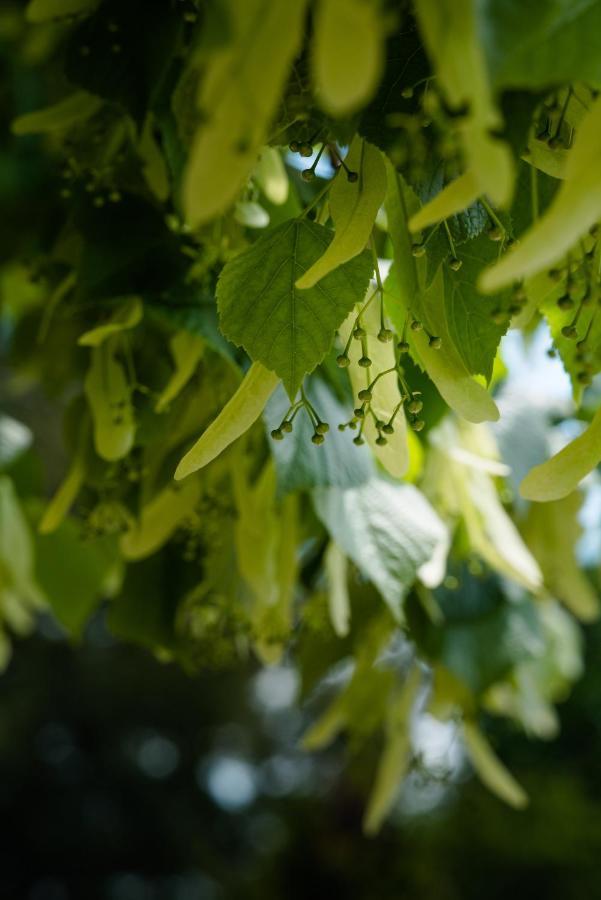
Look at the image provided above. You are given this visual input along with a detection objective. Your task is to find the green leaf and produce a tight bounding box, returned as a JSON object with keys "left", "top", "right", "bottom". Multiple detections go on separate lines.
{"left": 311, "top": 0, "right": 387, "bottom": 116}
{"left": 523, "top": 492, "right": 599, "bottom": 622}
{"left": 479, "top": 0, "right": 601, "bottom": 90}
{"left": 174, "top": 363, "right": 279, "bottom": 480}
{"left": 35, "top": 523, "right": 119, "bottom": 636}
{"left": 296, "top": 139, "right": 387, "bottom": 289}
{"left": 463, "top": 720, "right": 528, "bottom": 809}
{"left": 384, "top": 162, "right": 499, "bottom": 423}
{"left": 217, "top": 218, "right": 373, "bottom": 398}
{"left": 0, "top": 477, "right": 43, "bottom": 610}
{"left": 481, "top": 97, "right": 601, "bottom": 291}
{"left": 155, "top": 331, "right": 205, "bottom": 413}
{"left": 12, "top": 91, "right": 102, "bottom": 135}
{"left": 39, "top": 419, "right": 90, "bottom": 535}
{"left": 120, "top": 477, "right": 202, "bottom": 561}
{"left": 520, "top": 409, "right": 601, "bottom": 502}
{"left": 254, "top": 147, "right": 289, "bottom": 206}
{"left": 313, "top": 477, "right": 449, "bottom": 618}
{"left": 414, "top": 0, "right": 514, "bottom": 207}
{"left": 26, "top": 0, "right": 98, "bottom": 22}
{"left": 363, "top": 665, "right": 421, "bottom": 835}
{"left": 264, "top": 380, "right": 374, "bottom": 493}
{"left": 443, "top": 237, "right": 509, "bottom": 381}
{"left": 232, "top": 460, "right": 298, "bottom": 664}
{"left": 324, "top": 541, "right": 351, "bottom": 637}
{"left": 84, "top": 339, "right": 135, "bottom": 462}
{"left": 339, "top": 303, "right": 409, "bottom": 479}
{"left": 428, "top": 419, "right": 543, "bottom": 591}
{"left": 183, "top": 0, "right": 308, "bottom": 226}
{"left": 78, "top": 296, "right": 143, "bottom": 347}
{"left": 409, "top": 172, "right": 480, "bottom": 233}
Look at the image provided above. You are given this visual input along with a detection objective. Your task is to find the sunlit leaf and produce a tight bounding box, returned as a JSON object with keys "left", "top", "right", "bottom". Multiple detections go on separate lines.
{"left": 311, "top": 0, "right": 387, "bottom": 116}
{"left": 520, "top": 409, "right": 601, "bottom": 502}
{"left": 175, "top": 363, "right": 279, "bottom": 480}
{"left": 217, "top": 218, "right": 373, "bottom": 398}
{"left": 296, "top": 138, "right": 387, "bottom": 288}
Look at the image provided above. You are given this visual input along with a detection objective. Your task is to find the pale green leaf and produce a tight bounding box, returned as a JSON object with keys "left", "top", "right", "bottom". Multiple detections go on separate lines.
{"left": 384, "top": 162, "right": 499, "bottom": 423}
{"left": 409, "top": 171, "right": 480, "bottom": 233}
{"left": 174, "top": 363, "right": 279, "bottom": 480}
{"left": 254, "top": 147, "right": 289, "bottom": 205}
{"left": 217, "top": 218, "right": 373, "bottom": 398}
{"left": 155, "top": 331, "right": 205, "bottom": 413}
{"left": 339, "top": 302, "right": 409, "bottom": 479}
{"left": 363, "top": 665, "right": 421, "bottom": 835}
{"left": 120, "top": 478, "right": 202, "bottom": 561}
{"left": 522, "top": 492, "right": 599, "bottom": 622}
{"left": 481, "top": 97, "right": 601, "bottom": 292}
{"left": 233, "top": 460, "right": 298, "bottom": 663}
{"left": 264, "top": 380, "right": 374, "bottom": 493}
{"left": 0, "top": 477, "right": 43, "bottom": 609}
{"left": 35, "top": 523, "right": 119, "bottom": 636}
{"left": 313, "top": 477, "right": 448, "bottom": 618}
{"left": 39, "top": 420, "right": 90, "bottom": 535}
{"left": 520, "top": 408, "right": 601, "bottom": 502}
{"left": 12, "top": 91, "right": 102, "bottom": 135}
{"left": 78, "top": 297, "right": 143, "bottom": 347}
{"left": 139, "top": 116, "right": 170, "bottom": 202}
{"left": 428, "top": 419, "right": 543, "bottom": 592}
{"left": 414, "top": 0, "right": 514, "bottom": 207}
{"left": 26, "top": 0, "right": 98, "bottom": 22}
{"left": 463, "top": 720, "right": 528, "bottom": 809}
{"left": 84, "top": 340, "right": 135, "bottom": 462}
{"left": 311, "top": 0, "right": 387, "bottom": 116}
{"left": 296, "top": 138, "right": 387, "bottom": 288}
{"left": 183, "top": 0, "right": 308, "bottom": 226}
{"left": 324, "top": 541, "right": 350, "bottom": 637}
{"left": 234, "top": 201, "right": 270, "bottom": 229}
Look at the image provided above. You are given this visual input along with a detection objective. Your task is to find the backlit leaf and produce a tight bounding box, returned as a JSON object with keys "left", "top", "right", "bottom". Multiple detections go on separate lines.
{"left": 217, "top": 218, "right": 373, "bottom": 398}
{"left": 311, "top": 0, "right": 387, "bottom": 117}
{"left": 520, "top": 409, "right": 601, "bottom": 502}
{"left": 297, "top": 139, "right": 386, "bottom": 289}
{"left": 175, "top": 363, "right": 279, "bottom": 480}
{"left": 183, "top": 0, "right": 308, "bottom": 226}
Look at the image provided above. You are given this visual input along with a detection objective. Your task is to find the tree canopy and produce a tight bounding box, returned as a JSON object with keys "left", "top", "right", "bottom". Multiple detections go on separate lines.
{"left": 1, "top": 0, "right": 601, "bottom": 834}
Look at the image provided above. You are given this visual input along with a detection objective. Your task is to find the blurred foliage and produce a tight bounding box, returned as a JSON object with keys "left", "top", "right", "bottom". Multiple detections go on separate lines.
{"left": 1, "top": 0, "right": 601, "bottom": 844}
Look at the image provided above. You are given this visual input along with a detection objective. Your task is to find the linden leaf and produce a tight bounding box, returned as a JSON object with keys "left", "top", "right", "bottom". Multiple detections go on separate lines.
{"left": 339, "top": 303, "right": 409, "bottom": 480}
{"left": 409, "top": 171, "right": 480, "bottom": 233}
{"left": 183, "top": 0, "right": 308, "bottom": 227}
{"left": 311, "top": 0, "right": 387, "bottom": 117}
{"left": 463, "top": 720, "right": 528, "bottom": 809}
{"left": 155, "top": 331, "right": 205, "bottom": 413}
{"left": 414, "top": 0, "right": 514, "bottom": 207}
{"left": 296, "top": 138, "right": 387, "bottom": 289}
{"left": 481, "top": 97, "right": 601, "bottom": 291}
{"left": 385, "top": 164, "right": 499, "bottom": 422}
{"left": 520, "top": 409, "right": 601, "bottom": 502}
{"left": 523, "top": 492, "right": 599, "bottom": 623}
{"left": 26, "top": 0, "right": 98, "bottom": 21}
{"left": 363, "top": 666, "right": 421, "bottom": 835}
{"left": 313, "top": 477, "right": 448, "bottom": 619}
{"left": 84, "top": 340, "right": 135, "bottom": 462}
{"left": 174, "top": 363, "right": 279, "bottom": 480}
{"left": 12, "top": 91, "right": 102, "bottom": 135}
{"left": 324, "top": 541, "right": 351, "bottom": 638}
{"left": 217, "top": 219, "right": 373, "bottom": 398}
{"left": 120, "top": 478, "right": 202, "bottom": 561}
{"left": 78, "top": 296, "right": 143, "bottom": 347}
